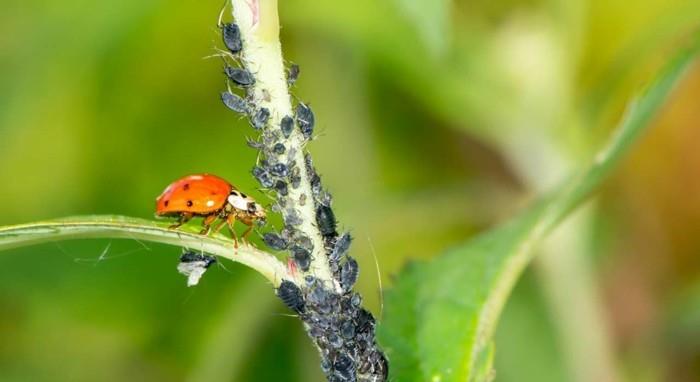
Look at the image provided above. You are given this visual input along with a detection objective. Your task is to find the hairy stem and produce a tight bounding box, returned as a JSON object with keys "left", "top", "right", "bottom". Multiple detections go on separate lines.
{"left": 0, "top": 216, "right": 288, "bottom": 286}
{"left": 230, "top": 0, "right": 335, "bottom": 286}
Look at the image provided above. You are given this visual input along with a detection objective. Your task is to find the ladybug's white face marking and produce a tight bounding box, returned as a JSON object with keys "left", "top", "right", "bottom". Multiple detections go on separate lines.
{"left": 228, "top": 192, "right": 251, "bottom": 211}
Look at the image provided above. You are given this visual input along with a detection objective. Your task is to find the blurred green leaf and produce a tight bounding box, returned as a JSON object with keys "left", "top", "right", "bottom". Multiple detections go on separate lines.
{"left": 377, "top": 37, "right": 700, "bottom": 382}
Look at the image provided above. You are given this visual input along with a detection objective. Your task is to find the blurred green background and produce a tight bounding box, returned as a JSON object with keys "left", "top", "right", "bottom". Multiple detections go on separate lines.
{"left": 1, "top": 0, "right": 699, "bottom": 381}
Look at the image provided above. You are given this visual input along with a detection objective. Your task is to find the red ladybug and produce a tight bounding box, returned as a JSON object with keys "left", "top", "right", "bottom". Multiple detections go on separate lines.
{"left": 156, "top": 174, "right": 266, "bottom": 245}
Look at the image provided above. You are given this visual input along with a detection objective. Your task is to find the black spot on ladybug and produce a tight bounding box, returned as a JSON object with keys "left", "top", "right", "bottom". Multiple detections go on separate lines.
{"left": 210, "top": 191, "right": 217, "bottom": 195}
{"left": 183, "top": 183, "right": 190, "bottom": 191}
{"left": 231, "top": 191, "right": 239, "bottom": 196}
{"left": 186, "top": 200, "right": 193, "bottom": 207}
{"left": 240, "top": 192, "right": 247, "bottom": 198}
{"left": 164, "top": 200, "right": 170, "bottom": 207}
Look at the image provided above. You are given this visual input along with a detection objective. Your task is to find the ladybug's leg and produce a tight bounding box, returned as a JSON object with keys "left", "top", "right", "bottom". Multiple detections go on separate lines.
{"left": 240, "top": 223, "right": 254, "bottom": 242}
{"left": 212, "top": 219, "right": 227, "bottom": 234}
{"left": 169, "top": 213, "right": 193, "bottom": 229}
{"left": 225, "top": 214, "right": 239, "bottom": 248}
{"left": 200, "top": 214, "right": 218, "bottom": 235}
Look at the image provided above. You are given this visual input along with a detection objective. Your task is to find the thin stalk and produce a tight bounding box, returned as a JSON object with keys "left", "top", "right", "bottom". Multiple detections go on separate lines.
{"left": 0, "top": 216, "right": 288, "bottom": 286}
{"left": 230, "top": 0, "right": 335, "bottom": 286}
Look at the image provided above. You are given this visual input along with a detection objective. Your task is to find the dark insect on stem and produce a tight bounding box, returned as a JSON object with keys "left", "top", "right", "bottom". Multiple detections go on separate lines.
{"left": 330, "top": 232, "right": 352, "bottom": 263}
{"left": 269, "top": 162, "right": 289, "bottom": 177}
{"left": 287, "top": 63, "right": 300, "bottom": 86}
{"left": 252, "top": 166, "right": 274, "bottom": 188}
{"left": 291, "top": 245, "right": 312, "bottom": 272}
{"left": 274, "top": 180, "right": 288, "bottom": 196}
{"left": 263, "top": 232, "right": 288, "bottom": 250}
{"left": 179, "top": 251, "right": 217, "bottom": 268}
{"left": 272, "top": 143, "right": 286, "bottom": 154}
{"left": 277, "top": 280, "right": 305, "bottom": 314}
{"left": 250, "top": 107, "right": 270, "bottom": 130}
{"left": 221, "top": 91, "right": 248, "bottom": 113}
{"left": 340, "top": 257, "right": 359, "bottom": 292}
{"left": 296, "top": 102, "right": 315, "bottom": 139}
{"left": 225, "top": 67, "right": 255, "bottom": 87}
{"left": 316, "top": 205, "right": 338, "bottom": 237}
{"left": 221, "top": 22, "right": 242, "bottom": 53}
{"left": 332, "top": 354, "right": 356, "bottom": 381}
{"left": 280, "top": 115, "right": 294, "bottom": 139}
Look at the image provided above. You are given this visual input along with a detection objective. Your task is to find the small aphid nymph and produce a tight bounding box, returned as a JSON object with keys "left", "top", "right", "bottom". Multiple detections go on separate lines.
{"left": 295, "top": 103, "right": 315, "bottom": 139}
{"left": 280, "top": 115, "right": 294, "bottom": 138}
{"left": 222, "top": 22, "right": 242, "bottom": 53}
{"left": 274, "top": 180, "right": 288, "bottom": 196}
{"left": 287, "top": 63, "right": 300, "bottom": 86}
{"left": 340, "top": 257, "right": 359, "bottom": 292}
{"left": 250, "top": 107, "right": 270, "bottom": 130}
{"left": 330, "top": 232, "right": 352, "bottom": 263}
{"left": 272, "top": 143, "right": 286, "bottom": 155}
{"left": 263, "top": 232, "right": 288, "bottom": 251}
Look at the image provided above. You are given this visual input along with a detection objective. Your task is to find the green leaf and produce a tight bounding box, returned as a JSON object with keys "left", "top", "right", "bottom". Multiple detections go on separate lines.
{"left": 377, "top": 37, "right": 699, "bottom": 381}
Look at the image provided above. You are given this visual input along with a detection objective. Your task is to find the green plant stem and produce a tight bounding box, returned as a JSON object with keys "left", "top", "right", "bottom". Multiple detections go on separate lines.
{"left": 0, "top": 216, "right": 288, "bottom": 286}
{"left": 229, "top": 0, "right": 336, "bottom": 286}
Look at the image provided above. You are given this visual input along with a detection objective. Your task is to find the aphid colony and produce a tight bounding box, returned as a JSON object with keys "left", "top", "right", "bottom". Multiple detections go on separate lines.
{"left": 277, "top": 277, "right": 388, "bottom": 381}
{"left": 218, "top": 19, "right": 387, "bottom": 381}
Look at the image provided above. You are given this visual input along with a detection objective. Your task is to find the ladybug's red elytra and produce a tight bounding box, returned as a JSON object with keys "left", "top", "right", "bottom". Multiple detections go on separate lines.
{"left": 155, "top": 174, "right": 266, "bottom": 246}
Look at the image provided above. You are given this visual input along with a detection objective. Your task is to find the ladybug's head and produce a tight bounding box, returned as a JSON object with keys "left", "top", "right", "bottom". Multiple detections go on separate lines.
{"left": 247, "top": 201, "right": 267, "bottom": 224}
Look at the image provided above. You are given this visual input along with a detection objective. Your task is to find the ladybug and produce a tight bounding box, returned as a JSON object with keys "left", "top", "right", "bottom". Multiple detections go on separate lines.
{"left": 155, "top": 174, "right": 266, "bottom": 246}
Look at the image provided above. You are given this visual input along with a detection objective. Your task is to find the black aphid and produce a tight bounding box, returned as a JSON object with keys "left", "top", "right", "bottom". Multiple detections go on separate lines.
{"left": 340, "top": 320, "right": 356, "bottom": 339}
{"left": 355, "top": 308, "right": 376, "bottom": 334}
{"left": 316, "top": 205, "right": 337, "bottom": 237}
{"left": 274, "top": 180, "right": 288, "bottom": 196}
{"left": 330, "top": 232, "right": 352, "bottom": 263}
{"left": 287, "top": 63, "right": 300, "bottom": 86}
{"left": 277, "top": 280, "right": 305, "bottom": 313}
{"left": 250, "top": 107, "right": 270, "bottom": 130}
{"left": 269, "top": 162, "right": 288, "bottom": 177}
{"left": 273, "top": 143, "right": 286, "bottom": 154}
{"left": 225, "top": 67, "right": 255, "bottom": 87}
{"left": 280, "top": 115, "right": 294, "bottom": 138}
{"left": 179, "top": 251, "right": 217, "bottom": 268}
{"left": 252, "top": 166, "right": 274, "bottom": 188}
{"left": 340, "top": 257, "right": 359, "bottom": 292}
{"left": 285, "top": 209, "right": 303, "bottom": 226}
{"left": 296, "top": 234, "right": 313, "bottom": 252}
{"left": 222, "top": 23, "right": 242, "bottom": 53}
{"left": 221, "top": 91, "right": 248, "bottom": 113}
{"left": 291, "top": 245, "right": 311, "bottom": 272}
{"left": 333, "top": 354, "right": 355, "bottom": 381}
{"left": 296, "top": 102, "right": 315, "bottom": 139}
{"left": 263, "top": 232, "right": 288, "bottom": 250}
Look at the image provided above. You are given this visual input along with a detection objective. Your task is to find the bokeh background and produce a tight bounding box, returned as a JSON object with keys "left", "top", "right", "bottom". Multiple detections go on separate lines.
{"left": 1, "top": 0, "right": 699, "bottom": 381}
